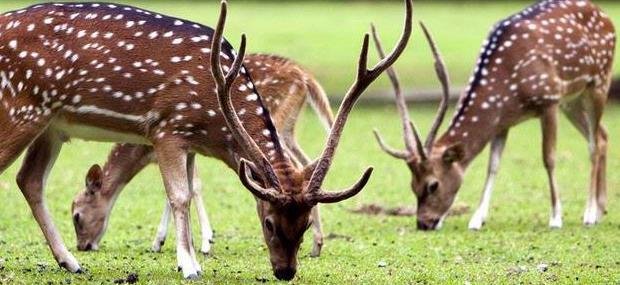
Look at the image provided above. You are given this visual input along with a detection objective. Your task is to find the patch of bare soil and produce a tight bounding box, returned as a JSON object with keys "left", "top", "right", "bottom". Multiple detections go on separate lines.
{"left": 351, "top": 202, "right": 470, "bottom": 217}
{"left": 114, "top": 273, "right": 138, "bottom": 284}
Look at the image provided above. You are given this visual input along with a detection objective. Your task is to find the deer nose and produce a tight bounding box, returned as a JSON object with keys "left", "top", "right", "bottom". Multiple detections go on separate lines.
{"left": 274, "top": 267, "right": 296, "bottom": 281}
{"left": 417, "top": 219, "right": 439, "bottom": 231}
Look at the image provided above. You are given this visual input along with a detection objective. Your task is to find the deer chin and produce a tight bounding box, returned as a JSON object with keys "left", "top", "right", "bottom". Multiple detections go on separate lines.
{"left": 416, "top": 209, "right": 448, "bottom": 231}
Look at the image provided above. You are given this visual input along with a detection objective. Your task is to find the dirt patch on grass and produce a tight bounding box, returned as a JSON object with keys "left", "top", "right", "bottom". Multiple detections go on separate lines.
{"left": 325, "top": 233, "right": 354, "bottom": 242}
{"left": 114, "top": 273, "right": 138, "bottom": 284}
{"left": 351, "top": 202, "right": 470, "bottom": 217}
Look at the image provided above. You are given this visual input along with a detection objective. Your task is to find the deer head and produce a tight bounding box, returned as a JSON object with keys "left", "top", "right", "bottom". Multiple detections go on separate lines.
{"left": 71, "top": 164, "right": 107, "bottom": 251}
{"left": 372, "top": 22, "right": 460, "bottom": 231}
{"left": 211, "top": 0, "right": 412, "bottom": 280}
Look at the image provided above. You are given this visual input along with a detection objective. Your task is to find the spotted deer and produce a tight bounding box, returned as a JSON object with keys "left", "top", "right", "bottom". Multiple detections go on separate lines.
{"left": 0, "top": 0, "right": 412, "bottom": 280}
{"left": 71, "top": 53, "right": 335, "bottom": 257}
{"left": 373, "top": 0, "right": 615, "bottom": 231}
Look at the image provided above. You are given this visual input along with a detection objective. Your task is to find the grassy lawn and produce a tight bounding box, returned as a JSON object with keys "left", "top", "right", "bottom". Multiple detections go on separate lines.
{"left": 0, "top": 1, "right": 619, "bottom": 284}
{"left": 0, "top": 1, "right": 618, "bottom": 95}
{"left": 1, "top": 103, "right": 620, "bottom": 283}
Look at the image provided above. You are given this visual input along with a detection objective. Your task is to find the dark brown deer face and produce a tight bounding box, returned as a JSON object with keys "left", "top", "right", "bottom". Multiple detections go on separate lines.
{"left": 407, "top": 144, "right": 464, "bottom": 230}
{"left": 256, "top": 190, "right": 311, "bottom": 280}
{"left": 239, "top": 162, "right": 371, "bottom": 280}
{"left": 72, "top": 165, "right": 108, "bottom": 251}
{"left": 372, "top": 22, "right": 460, "bottom": 231}
{"left": 211, "top": 0, "right": 411, "bottom": 280}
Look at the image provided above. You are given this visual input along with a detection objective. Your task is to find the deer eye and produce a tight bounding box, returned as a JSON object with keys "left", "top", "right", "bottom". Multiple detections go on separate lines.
{"left": 264, "top": 218, "right": 275, "bottom": 233}
{"left": 73, "top": 213, "right": 82, "bottom": 229}
{"left": 426, "top": 181, "right": 439, "bottom": 194}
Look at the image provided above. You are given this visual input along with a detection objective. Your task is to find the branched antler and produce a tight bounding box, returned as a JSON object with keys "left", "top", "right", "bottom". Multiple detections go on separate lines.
{"left": 210, "top": 0, "right": 284, "bottom": 201}
{"left": 420, "top": 21, "right": 450, "bottom": 152}
{"left": 370, "top": 22, "right": 427, "bottom": 160}
{"left": 304, "top": 0, "right": 413, "bottom": 204}
{"left": 371, "top": 20, "right": 451, "bottom": 162}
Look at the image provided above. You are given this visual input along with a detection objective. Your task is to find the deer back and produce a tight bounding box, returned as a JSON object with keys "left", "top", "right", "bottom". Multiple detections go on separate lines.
{"left": 0, "top": 3, "right": 285, "bottom": 162}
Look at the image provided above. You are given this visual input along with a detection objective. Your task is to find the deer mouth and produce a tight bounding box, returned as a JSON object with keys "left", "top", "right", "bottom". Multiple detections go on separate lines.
{"left": 417, "top": 218, "right": 440, "bottom": 231}
{"left": 274, "top": 267, "right": 296, "bottom": 281}
{"left": 77, "top": 242, "right": 99, "bottom": 251}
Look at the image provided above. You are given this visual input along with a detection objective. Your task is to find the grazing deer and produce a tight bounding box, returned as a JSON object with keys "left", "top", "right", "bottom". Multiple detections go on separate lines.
{"left": 373, "top": 0, "right": 615, "bottom": 231}
{"left": 71, "top": 53, "right": 335, "bottom": 258}
{"left": 0, "top": 0, "right": 411, "bottom": 280}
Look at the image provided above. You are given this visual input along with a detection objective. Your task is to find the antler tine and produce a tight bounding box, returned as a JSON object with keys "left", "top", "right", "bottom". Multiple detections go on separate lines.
{"left": 239, "top": 159, "right": 288, "bottom": 204}
{"left": 409, "top": 121, "right": 427, "bottom": 161}
{"left": 307, "top": 168, "right": 374, "bottom": 204}
{"left": 372, "top": 129, "right": 409, "bottom": 159}
{"left": 305, "top": 0, "right": 412, "bottom": 199}
{"left": 370, "top": 22, "right": 423, "bottom": 160}
{"left": 419, "top": 21, "right": 450, "bottom": 152}
{"left": 211, "top": 0, "right": 281, "bottom": 190}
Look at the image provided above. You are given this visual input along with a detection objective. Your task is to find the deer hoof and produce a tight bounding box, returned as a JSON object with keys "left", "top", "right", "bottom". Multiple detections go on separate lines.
{"left": 548, "top": 216, "right": 563, "bottom": 229}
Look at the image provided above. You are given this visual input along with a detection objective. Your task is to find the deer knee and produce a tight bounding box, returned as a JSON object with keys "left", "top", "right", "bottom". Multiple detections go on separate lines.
{"left": 543, "top": 155, "right": 555, "bottom": 171}
{"left": 596, "top": 131, "right": 608, "bottom": 154}
{"left": 168, "top": 191, "right": 192, "bottom": 211}
{"left": 15, "top": 174, "right": 43, "bottom": 203}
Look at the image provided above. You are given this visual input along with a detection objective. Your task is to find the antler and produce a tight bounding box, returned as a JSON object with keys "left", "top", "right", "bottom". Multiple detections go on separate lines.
{"left": 420, "top": 21, "right": 450, "bottom": 152}
{"left": 304, "top": 0, "right": 412, "bottom": 204}
{"left": 370, "top": 23, "right": 427, "bottom": 161}
{"left": 210, "top": 1, "right": 282, "bottom": 199}
{"left": 239, "top": 159, "right": 289, "bottom": 204}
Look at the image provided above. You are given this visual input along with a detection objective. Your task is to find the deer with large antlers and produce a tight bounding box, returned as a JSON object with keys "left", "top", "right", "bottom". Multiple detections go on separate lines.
{"left": 374, "top": 0, "right": 615, "bottom": 231}
{"left": 71, "top": 53, "right": 335, "bottom": 257}
{"left": 0, "top": 0, "right": 411, "bottom": 280}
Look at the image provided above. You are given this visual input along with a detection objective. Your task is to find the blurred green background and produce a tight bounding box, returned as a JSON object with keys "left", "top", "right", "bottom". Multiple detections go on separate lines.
{"left": 1, "top": 0, "right": 618, "bottom": 97}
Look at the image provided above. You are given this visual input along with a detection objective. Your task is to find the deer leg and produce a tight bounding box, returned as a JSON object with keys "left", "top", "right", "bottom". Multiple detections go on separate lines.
{"left": 0, "top": 117, "right": 48, "bottom": 173}
{"left": 595, "top": 124, "right": 608, "bottom": 216}
{"left": 190, "top": 165, "right": 214, "bottom": 255}
{"left": 541, "top": 106, "right": 562, "bottom": 229}
{"left": 561, "top": 96, "right": 604, "bottom": 225}
{"left": 583, "top": 95, "right": 606, "bottom": 226}
{"left": 151, "top": 201, "right": 171, "bottom": 252}
{"left": 16, "top": 130, "right": 82, "bottom": 272}
{"left": 185, "top": 153, "right": 202, "bottom": 272}
{"left": 468, "top": 130, "right": 508, "bottom": 231}
{"left": 154, "top": 143, "right": 200, "bottom": 279}
{"left": 309, "top": 206, "right": 324, "bottom": 257}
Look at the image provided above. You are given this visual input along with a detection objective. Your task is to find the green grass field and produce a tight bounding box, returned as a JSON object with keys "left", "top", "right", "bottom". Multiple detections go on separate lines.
{"left": 0, "top": 0, "right": 618, "bottom": 94}
{"left": 1, "top": 104, "right": 620, "bottom": 284}
{"left": 0, "top": 0, "right": 619, "bottom": 284}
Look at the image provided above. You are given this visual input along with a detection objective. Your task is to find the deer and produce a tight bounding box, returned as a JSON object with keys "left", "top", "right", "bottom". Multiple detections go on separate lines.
{"left": 373, "top": 0, "right": 616, "bottom": 231}
{"left": 71, "top": 53, "right": 335, "bottom": 258}
{"left": 0, "top": 0, "right": 412, "bottom": 280}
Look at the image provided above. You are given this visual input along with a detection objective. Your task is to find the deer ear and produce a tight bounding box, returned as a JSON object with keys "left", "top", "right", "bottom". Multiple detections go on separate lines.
{"left": 85, "top": 164, "right": 103, "bottom": 194}
{"left": 442, "top": 143, "right": 465, "bottom": 165}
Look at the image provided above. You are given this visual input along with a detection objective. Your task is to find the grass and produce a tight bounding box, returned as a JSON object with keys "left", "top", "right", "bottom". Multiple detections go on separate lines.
{"left": 1, "top": 103, "right": 620, "bottom": 284}
{"left": 0, "top": 1, "right": 619, "bottom": 284}
{"left": 0, "top": 1, "right": 618, "bottom": 95}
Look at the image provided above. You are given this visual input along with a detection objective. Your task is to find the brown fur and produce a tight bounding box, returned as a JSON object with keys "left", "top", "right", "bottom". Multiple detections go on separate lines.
{"left": 71, "top": 53, "right": 334, "bottom": 256}
{"left": 377, "top": 0, "right": 616, "bottom": 230}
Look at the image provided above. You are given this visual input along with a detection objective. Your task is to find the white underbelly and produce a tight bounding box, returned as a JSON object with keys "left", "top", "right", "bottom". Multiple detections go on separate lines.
{"left": 51, "top": 119, "right": 151, "bottom": 145}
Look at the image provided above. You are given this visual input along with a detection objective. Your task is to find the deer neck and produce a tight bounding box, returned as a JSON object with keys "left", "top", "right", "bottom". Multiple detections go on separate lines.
{"left": 437, "top": 81, "right": 527, "bottom": 169}
{"left": 99, "top": 145, "right": 155, "bottom": 200}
